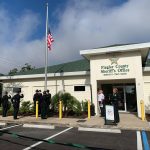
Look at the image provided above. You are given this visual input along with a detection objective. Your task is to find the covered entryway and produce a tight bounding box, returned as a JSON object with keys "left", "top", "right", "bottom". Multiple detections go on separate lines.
{"left": 98, "top": 83, "right": 137, "bottom": 113}
{"left": 97, "top": 79, "right": 137, "bottom": 113}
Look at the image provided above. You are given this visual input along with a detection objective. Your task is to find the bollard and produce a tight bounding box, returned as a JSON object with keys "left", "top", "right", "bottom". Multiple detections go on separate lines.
{"left": 36, "top": 101, "right": 38, "bottom": 119}
{"left": 88, "top": 100, "right": 91, "bottom": 119}
{"left": 59, "top": 100, "right": 62, "bottom": 119}
{"left": 140, "top": 100, "right": 145, "bottom": 121}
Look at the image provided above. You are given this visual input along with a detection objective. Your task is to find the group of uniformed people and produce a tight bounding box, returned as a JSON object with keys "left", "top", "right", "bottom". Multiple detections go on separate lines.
{"left": 0, "top": 91, "right": 24, "bottom": 119}
{"left": 0, "top": 89, "right": 51, "bottom": 120}
{"left": 33, "top": 89, "right": 51, "bottom": 119}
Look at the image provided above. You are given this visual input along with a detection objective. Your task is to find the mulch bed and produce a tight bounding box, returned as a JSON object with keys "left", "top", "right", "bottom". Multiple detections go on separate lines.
{"left": 146, "top": 114, "right": 150, "bottom": 121}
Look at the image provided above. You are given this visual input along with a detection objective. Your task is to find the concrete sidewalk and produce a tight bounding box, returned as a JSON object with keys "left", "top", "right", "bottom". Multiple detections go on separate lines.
{"left": 0, "top": 113, "right": 149, "bottom": 131}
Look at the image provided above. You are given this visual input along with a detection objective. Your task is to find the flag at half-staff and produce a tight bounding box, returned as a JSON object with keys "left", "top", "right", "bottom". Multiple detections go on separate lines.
{"left": 47, "top": 29, "right": 54, "bottom": 50}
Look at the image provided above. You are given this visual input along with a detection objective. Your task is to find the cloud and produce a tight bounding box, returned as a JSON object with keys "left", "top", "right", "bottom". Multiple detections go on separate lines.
{"left": 0, "top": 7, "right": 45, "bottom": 73}
{"left": 52, "top": 0, "right": 150, "bottom": 62}
{"left": 1, "top": 0, "right": 150, "bottom": 73}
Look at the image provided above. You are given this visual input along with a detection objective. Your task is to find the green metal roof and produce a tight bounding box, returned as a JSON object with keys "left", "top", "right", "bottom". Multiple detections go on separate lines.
{"left": 15, "top": 59, "right": 90, "bottom": 76}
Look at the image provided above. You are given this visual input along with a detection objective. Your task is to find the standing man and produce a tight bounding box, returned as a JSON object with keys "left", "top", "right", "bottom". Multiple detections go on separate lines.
{"left": 46, "top": 90, "right": 51, "bottom": 116}
{"left": 41, "top": 91, "right": 47, "bottom": 119}
{"left": 0, "top": 95, "right": 2, "bottom": 107}
{"left": 38, "top": 90, "right": 42, "bottom": 114}
{"left": 11, "top": 91, "right": 24, "bottom": 119}
{"left": 97, "top": 89, "right": 105, "bottom": 117}
{"left": 1, "top": 91, "right": 11, "bottom": 117}
{"left": 110, "top": 88, "right": 120, "bottom": 123}
{"left": 33, "top": 90, "right": 39, "bottom": 113}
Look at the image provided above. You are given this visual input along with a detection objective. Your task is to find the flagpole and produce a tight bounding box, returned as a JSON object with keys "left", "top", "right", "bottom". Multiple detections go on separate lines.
{"left": 45, "top": 3, "right": 48, "bottom": 91}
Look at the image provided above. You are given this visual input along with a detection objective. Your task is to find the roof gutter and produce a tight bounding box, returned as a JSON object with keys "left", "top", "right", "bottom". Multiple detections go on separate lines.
{"left": 0, "top": 71, "right": 90, "bottom": 80}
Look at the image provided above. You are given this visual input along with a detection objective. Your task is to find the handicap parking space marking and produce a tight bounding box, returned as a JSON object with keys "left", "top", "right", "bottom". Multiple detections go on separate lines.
{"left": 141, "top": 131, "right": 150, "bottom": 150}
{"left": 23, "top": 127, "right": 73, "bottom": 150}
{"left": 137, "top": 131, "right": 143, "bottom": 150}
{"left": 137, "top": 130, "right": 150, "bottom": 150}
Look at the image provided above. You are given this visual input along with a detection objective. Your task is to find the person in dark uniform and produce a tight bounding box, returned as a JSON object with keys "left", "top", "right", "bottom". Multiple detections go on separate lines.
{"left": 41, "top": 91, "right": 47, "bottom": 119}
{"left": 11, "top": 91, "right": 24, "bottom": 119}
{"left": 46, "top": 90, "right": 51, "bottom": 116}
{"left": 38, "top": 90, "right": 42, "bottom": 114}
{"left": 0, "top": 95, "right": 2, "bottom": 107}
{"left": 110, "top": 88, "right": 120, "bottom": 123}
{"left": 1, "top": 91, "right": 11, "bottom": 117}
{"left": 33, "top": 90, "right": 39, "bottom": 113}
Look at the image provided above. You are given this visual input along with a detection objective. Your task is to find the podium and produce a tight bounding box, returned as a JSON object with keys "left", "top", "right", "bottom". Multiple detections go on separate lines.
{"left": 104, "top": 105, "right": 116, "bottom": 125}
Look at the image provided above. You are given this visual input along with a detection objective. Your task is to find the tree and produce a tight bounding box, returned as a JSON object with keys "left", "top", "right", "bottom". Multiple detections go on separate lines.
{"left": 8, "top": 68, "right": 18, "bottom": 76}
{"left": 20, "top": 63, "right": 35, "bottom": 72}
{"left": 8, "top": 63, "right": 35, "bottom": 75}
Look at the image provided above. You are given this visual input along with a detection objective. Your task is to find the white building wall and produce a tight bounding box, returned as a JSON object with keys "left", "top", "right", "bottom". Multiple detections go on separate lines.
{"left": 2, "top": 75, "right": 91, "bottom": 103}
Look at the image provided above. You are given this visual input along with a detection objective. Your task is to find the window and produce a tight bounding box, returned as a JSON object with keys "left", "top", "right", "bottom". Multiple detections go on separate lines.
{"left": 74, "top": 86, "right": 85, "bottom": 91}
{"left": 13, "top": 88, "right": 21, "bottom": 93}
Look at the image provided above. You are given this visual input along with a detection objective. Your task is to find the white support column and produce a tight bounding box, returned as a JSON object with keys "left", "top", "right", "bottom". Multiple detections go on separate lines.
{"left": 136, "top": 78, "right": 144, "bottom": 118}
{"left": 91, "top": 80, "right": 98, "bottom": 115}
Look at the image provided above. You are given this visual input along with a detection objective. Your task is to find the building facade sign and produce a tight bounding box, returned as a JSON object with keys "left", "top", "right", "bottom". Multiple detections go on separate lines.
{"left": 101, "top": 64, "right": 130, "bottom": 76}
{"left": 101, "top": 57, "right": 130, "bottom": 76}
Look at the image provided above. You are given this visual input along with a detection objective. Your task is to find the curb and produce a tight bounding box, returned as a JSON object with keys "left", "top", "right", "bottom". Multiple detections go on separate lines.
{"left": 78, "top": 127, "right": 121, "bottom": 133}
{"left": 0, "top": 120, "right": 149, "bottom": 131}
{"left": 23, "top": 124, "right": 55, "bottom": 129}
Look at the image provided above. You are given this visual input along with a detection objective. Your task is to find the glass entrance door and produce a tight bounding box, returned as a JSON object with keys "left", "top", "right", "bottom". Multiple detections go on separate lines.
{"left": 125, "top": 85, "right": 137, "bottom": 112}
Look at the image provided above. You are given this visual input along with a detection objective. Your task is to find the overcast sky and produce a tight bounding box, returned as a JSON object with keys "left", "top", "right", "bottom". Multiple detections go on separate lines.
{"left": 0, "top": 0, "right": 150, "bottom": 74}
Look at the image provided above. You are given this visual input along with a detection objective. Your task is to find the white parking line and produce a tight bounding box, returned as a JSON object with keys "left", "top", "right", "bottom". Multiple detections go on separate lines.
{"left": 23, "top": 127, "right": 73, "bottom": 150}
{"left": 0, "top": 124, "right": 22, "bottom": 131}
{"left": 23, "top": 124, "right": 55, "bottom": 129}
{"left": 137, "top": 131, "right": 143, "bottom": 150}
{"left": 0, "top": 122, "right": 6, "bottom": 126}
{"left": 78, "top": 127, "right": 121, "bottom": 133}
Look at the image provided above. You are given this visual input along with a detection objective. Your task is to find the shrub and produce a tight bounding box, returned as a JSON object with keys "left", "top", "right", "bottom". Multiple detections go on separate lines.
{"left": 0, "top": 101, "right": 34, "bottom": 116}
{"left": 7, "top": 104, "right": 13, "bottom": 116}
{"left": 72, "top": 99, "right": 82, "bottom": 116}
{"left": 20, "top": 101, "right": 33, "bottom": 115}
{"left": 81, "top": 100, "right": 88, "bottom": 113}
{"left": 0, "top": 107, "right": 2, "bottom": 115}
{"left": 51, "top": 92, "right": 60, "bottom": 112}
{"left": 66, "top": 94, "right": 82, "bottom": 116}
{"left": 52, "top": 92, "right": 82, "bottom": 116}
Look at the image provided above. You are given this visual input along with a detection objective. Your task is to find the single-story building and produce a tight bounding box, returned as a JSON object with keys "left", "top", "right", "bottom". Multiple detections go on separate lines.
{"left": 0, "top": 42, "right": 150, "bottom": 117}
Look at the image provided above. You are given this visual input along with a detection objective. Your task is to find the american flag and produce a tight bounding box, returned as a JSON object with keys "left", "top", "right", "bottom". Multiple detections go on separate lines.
{"left": 47, "top": 29, "right": 54, "bottom": 50}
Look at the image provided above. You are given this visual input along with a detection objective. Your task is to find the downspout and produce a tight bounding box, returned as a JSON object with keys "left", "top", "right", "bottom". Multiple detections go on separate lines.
{"left": 90, "top": 84, "right": 93, "bottom": 104}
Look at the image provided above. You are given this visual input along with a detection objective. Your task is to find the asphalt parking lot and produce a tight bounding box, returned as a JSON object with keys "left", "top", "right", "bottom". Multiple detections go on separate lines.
{"left": 0, "top": 124, "right": 149, "bottom": 150}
